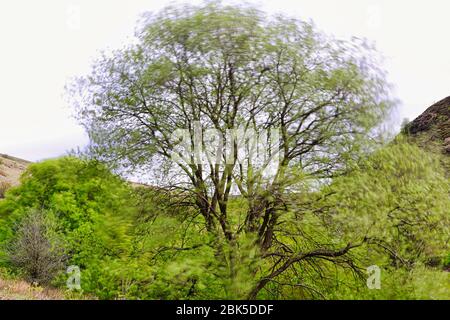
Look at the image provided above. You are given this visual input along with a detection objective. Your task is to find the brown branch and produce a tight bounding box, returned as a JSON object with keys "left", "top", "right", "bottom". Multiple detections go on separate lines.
{"left": 247, "top": 240, "right": 366, "bottom": 299}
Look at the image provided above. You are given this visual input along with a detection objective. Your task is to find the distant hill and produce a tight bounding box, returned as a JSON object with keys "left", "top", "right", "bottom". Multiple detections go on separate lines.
{"left": 0, "top": 154, "right": 31, "bottom": 195}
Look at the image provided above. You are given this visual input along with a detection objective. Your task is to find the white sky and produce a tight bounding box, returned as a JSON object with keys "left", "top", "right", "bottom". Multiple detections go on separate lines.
{"left": 0, "top": 0, "right": 449, "bottom": 161}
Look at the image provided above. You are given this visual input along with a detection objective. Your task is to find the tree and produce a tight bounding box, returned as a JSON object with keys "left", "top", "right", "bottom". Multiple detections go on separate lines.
{"left": 71, "top": 2, "right": 394, "bottom": 298}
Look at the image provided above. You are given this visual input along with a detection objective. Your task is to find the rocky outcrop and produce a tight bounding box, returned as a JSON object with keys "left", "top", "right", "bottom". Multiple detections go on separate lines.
{"left": 404, "top": 96, "right": 450, "bottom": 154}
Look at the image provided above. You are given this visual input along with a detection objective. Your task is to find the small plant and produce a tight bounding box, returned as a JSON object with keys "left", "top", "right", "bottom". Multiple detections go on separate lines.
{"left": 0, "top": 180, "right": 11, "bottom": 198}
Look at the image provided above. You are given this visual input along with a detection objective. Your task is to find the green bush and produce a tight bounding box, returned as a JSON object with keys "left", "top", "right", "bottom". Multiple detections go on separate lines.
{"left": 0, "top": 157, "right": 135, "bottom": 293}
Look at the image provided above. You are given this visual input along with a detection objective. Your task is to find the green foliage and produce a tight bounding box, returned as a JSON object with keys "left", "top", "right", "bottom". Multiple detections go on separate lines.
{"left": 0, "top": 158, "right": 255, "bottom": 299}
{"left": 322, "top": 265, "right": 449, "bottom": 300}
{"left": 0, "top": 145, "right": 447, "bottom": 299}
{"left": 318, "top": 138, "right": 449, "bottom": 266}
{"left": 0, "top": 157, "right": 135, "bottom": 294}
{"left": 248, "top": 139, "right": 450, "bottom": 299}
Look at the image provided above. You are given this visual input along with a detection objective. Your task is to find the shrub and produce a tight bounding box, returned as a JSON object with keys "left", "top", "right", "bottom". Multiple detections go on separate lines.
{"left": 7, "top": 209, "right": 66, "bottom": 285}
{"left": 0, "top": 180, "right": 11, "bottom": 199}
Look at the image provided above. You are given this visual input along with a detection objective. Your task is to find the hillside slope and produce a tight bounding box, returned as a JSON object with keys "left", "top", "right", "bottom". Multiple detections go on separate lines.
{"left": 0, "top": 154, "right": 31, "bottom": 196}
{"left": 404, "top": 96, "right": 450, "bottom": 155}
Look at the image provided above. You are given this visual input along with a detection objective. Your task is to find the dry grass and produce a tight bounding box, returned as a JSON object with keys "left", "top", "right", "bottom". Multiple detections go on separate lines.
{"left": 0, "top": 154, "right": 30, "bottom": 187}
{"left": 0, "top": 277, "right": 65, "bottom": 300}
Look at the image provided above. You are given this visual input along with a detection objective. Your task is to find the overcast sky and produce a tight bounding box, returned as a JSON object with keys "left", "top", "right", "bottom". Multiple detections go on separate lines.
{"left": 0, "top": 0, "right": 449, "bottom": 161}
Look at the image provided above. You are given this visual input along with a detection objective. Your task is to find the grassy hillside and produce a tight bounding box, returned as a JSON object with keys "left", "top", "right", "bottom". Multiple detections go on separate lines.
{"left": 404, "top": 96, "right": 450, "bottom": 273}
{"left": 0, "top": 154, "right": 30, "bottom": 197}
{"left": 404, "top": 96, "right": 450, "bottom": 160}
